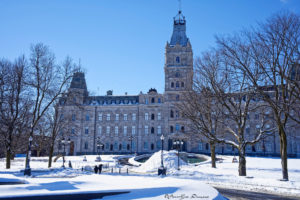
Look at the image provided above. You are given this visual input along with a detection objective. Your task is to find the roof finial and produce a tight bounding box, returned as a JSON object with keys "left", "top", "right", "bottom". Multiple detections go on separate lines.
{"left": 178, "top": 0, "right": 182, "bottom": 13}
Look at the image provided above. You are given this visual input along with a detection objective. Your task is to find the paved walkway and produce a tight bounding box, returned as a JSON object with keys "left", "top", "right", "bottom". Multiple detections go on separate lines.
{"left": 215, "top": 187, "right": 299, "bottom": 200}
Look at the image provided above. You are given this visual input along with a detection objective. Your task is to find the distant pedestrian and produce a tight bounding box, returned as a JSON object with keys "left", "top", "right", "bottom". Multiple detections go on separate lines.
{"left": 98, "top": 164, "right": 103, "bottom": 174}
{"left": 94, "top": 165, "right": 99, "bottom": 174}
{"left": 68, "top": 160, "right": 73, "bottom": 168}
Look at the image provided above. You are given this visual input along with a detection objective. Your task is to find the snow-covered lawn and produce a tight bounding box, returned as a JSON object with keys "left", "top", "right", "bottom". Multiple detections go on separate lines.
{"left": 0, "top": 151, "right": 300, "bottom": 199}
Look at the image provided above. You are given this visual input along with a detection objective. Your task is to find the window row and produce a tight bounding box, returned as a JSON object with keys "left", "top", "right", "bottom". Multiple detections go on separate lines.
{"left": 84, "top": 141, "right": 136, "bottom": 151}
{"left": 97, "top": 126, "right": 136, "bottom": 136}
{"left": 171, "top": 81, "right": 184, "bottom": 88}
{"left": 98, "top": 113, "right": 136, "bottom": 121}
{"left": 144, "top": 113, "right": 161, "bottom": 120}
{"left": 170, "top": 124, "right": 185, "bottom": 133}
{"left": 145, "top": 97, "right": 162, "bottom": 104}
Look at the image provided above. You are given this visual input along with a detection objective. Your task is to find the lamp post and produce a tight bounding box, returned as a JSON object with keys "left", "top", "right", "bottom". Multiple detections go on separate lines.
{"left": 158, "top": 134, "right": 166, "bottom": 176}
{"left": 96, "top": 137, "right": 103, "bottom": 162}
{"left": 161, "top": 135, "right": 165, "bottom": 168}
{"left": 24, "top": 135, "right": 33, "bottom": 176}
{"left": 61, "top": 138, "right": 71, "bottom": 168}
{"left": 173, "top": 139, "right": 183, "bottom": 170}
{"left": 128, "top": 135, "right": 134, "bottom": 154}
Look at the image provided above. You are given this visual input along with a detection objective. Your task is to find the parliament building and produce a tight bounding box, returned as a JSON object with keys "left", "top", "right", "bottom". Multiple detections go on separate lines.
{"left": 56, "top": 11, "right": 300, "bottom": 157}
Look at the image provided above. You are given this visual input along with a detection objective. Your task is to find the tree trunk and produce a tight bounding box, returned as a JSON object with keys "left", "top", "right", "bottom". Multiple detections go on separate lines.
{"left": 279, "top": 128, "right": 288, "bottom": 180}
{"left": 238, "top": 146, "right": 246, "bottom": 176}
{"left": 6, "top": 149, "right": 11, "bottom": 169}
{"left": 48, "top": 144, "right": 54, "bottom": 168}
{"left": 210, "top": 142, "right": 216, "bottom": 168}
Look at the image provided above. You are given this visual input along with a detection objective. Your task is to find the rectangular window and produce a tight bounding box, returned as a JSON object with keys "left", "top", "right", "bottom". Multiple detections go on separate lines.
{"left": 124, "top": 114, "right": 128, "bottom": 121}
{"left": 144, "top": 141, "right": 148, "bottom": 150}
{"left": 115, "top": 114, "right": 119, "bottom": 121}
{"left": 132, "top": 126, "right": 136, "bottom": 135}
{"left": 86, "top": 114, "right": 89, "bottom": 121}
{"left": 98, "top": 126, "right": 102, "bottom": 135}
{"left": 158, "top": 113, "right": 161, "bottom": 120}
{"left": 106, "top": 126, "right": 110, "bottom": 135}
{"left": 72, "top": 114, "right": 76, "bottom": 121}
{"left": 84, "top": 142, "right": 88, "bottom": 150}
{"left": 145, "top": 113, "right": 149, "bottom": 120}
{"left": 157, "top": 126, "right": 161, "bottom": 135}
{"left": 71, "top": 128, "right": 75, "bottom": 135}
{"left": 115, "top": 126, "right": 118, "bottom": 136}
{"left": 132, "top": 113, "right": 136, "bottom": 121}
{"left": 175, "top": 124, "right": 180, "bottom": 131}
{"left": 156, "top": 140, "right": 161, "bottom": 149}
{"left": 145, "top": 126, "right": 148, "bottom": 134}
{"left": 107, "top": 114, "right": 110, "bottom": 121}
{"left": 98, "top": 113, "right": 102, "bottom": 121}
{"left": 85, "top": 127, "right": 89, "bottom": 134}
{"left": 124, "top": 126, "right": 127, "bottom": 136}
{"left": 198, "top": 142, "right": 203, "bottom": 151}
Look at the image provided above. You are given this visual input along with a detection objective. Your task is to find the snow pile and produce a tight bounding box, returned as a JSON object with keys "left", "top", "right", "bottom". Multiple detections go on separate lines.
{"left": 133, "top": 150, "right": 187, "bottom": 173}
{"left": 0, "top": 174, "right": 27, "bottom": 184}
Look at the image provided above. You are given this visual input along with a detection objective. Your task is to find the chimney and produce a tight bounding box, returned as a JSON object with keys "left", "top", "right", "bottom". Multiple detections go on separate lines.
{"left": 107, "top": 90, "right": 113, "bottom": 96}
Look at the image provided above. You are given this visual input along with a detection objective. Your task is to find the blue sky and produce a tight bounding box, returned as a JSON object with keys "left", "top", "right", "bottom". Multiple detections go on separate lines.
{"left": 0, "top": 0, "right": 299, "bottom": 95}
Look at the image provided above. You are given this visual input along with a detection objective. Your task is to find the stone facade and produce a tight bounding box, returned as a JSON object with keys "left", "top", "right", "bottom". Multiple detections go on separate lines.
{"left": 56, "top": 11, "right": 300, "bottom": 157}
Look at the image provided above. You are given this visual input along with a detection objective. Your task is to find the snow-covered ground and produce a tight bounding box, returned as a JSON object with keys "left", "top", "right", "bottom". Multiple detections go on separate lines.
{"left": 0, "top": 151, "right": 300, "bottom": 199}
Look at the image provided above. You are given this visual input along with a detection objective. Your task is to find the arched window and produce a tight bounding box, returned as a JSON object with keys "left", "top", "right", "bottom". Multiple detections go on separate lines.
{"left": 151, "top": 98, "right": 155, "bottom": 103}
{"left": 181, "top": 82, "right": 184, "bottom": 88}
{"left": 171, "top": 82, "right": 174, "bottom": 88}
{"left": 176, "top": 56, "right": 180, "bottom": 63}
{"left": 119, "top": 144, "right": 122, "bottom": 150}
{"left": 181, "top": 126, "right": 185, "bottom": 132}
{"left": 151, "top": 127, "right": 155, "bottom": 134}
{"left": 176, "top": 82, "right": 179, "bottom": 88}
{"left": 170, "top": 126, "right": 174, "bottom": 133}
{"left": 151, "top": 143, "right": 154, "bottom": 150}
{"left": 127, "top": 144, "right": 130, "bottom": 150}
{"left": 252, "top": 145, "right": 256, "bottom": 152}
{"left": 170, "top": 110, "right": 174, "bottom": 118}
{"left": 110, "top": 144, "right": 113, "bottom": 151}
{"left": 151, "top": 114, "right": 155, "bottom": 120}
{"left": 205, "top": 143, "right": 209, "bottom": 150}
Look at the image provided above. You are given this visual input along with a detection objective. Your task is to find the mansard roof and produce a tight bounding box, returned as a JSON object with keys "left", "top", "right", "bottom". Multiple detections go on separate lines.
{"left": 84, "top": 95, "right": 139, "bottom": 106}
{"left": 70, "top": 72, "right": 87, "bottom": 90}
{"left": 170, "top": 11, "right": 189, "bottom": 47}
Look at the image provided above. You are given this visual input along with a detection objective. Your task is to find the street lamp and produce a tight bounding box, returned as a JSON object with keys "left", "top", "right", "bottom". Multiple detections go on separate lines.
{"left": 128, "top": 135, "right": 134, "bottom": 154}
{"left": 160, "top": 135, "right": 164, "bottom": 168}
{"left": 173, "top": 139, "right": 184, "bottom": 170}
{"left": 95, "top": 137, "right": 103, "bottom": 162}
{"left": 61, "top": 138, "right": 71, "bottom": 168}
{"left": 158, "top": 134, "right": 166, "bottom": 176}
{"left": 24, "top": 135, "right": 33, "bottom": 176}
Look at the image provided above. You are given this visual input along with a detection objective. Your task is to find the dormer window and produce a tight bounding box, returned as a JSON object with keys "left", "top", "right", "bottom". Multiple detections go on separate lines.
{"left": 176, "top": 56, "right": 180, "bottom": 63}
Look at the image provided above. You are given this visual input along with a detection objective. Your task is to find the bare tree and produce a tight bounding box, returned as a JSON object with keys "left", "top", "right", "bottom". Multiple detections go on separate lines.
{"left": 216, "top": 11, "right": 300, "bottom": 180}
{"left": 24, "top": 43, "right": 75, "bottom": 173}
{"left": 0, "top": 57, "right": 29, "bottom": 169}
{"left": 184, "top": 50, "right": 272, "bottom": 176}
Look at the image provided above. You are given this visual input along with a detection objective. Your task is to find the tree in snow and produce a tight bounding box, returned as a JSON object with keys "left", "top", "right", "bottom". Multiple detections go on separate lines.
{"left": 0, "top": 56, "right": 30, "bottom": 169}
{"left": 216, "top": 11, "right": 300, "bottom": 180}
